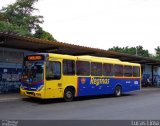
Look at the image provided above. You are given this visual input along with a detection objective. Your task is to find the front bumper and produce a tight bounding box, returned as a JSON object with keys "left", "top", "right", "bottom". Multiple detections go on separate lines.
{"left": 20, "top": 88, "right": 45, "bottom": 99}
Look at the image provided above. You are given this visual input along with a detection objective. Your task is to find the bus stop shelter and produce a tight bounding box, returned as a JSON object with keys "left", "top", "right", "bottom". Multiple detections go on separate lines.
{"left": 1, "top": 32, "right": 160, "bottom": 64}
{"left": 0, "top": 32, "right": 160, "bottom": 93}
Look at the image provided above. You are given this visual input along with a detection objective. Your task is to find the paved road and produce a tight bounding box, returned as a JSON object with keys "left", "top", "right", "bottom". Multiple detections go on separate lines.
{"left": 0, "top": 88, "right": 160, "bottom": 120}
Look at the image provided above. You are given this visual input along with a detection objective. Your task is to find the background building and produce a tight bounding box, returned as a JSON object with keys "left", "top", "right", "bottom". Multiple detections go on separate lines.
{"left": 0, "top": 47, "right": 31, "bottom": 93}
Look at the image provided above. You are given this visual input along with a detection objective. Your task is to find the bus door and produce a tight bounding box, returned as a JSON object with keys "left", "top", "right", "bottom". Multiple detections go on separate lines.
{"left": 45, "top": 60, "right": 63, "bottom": 98}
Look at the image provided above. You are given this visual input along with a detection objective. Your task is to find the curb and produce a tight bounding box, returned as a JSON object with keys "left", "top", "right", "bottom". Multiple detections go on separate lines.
{"left": 0, "top": 97, "right": 22, "bottom": 102}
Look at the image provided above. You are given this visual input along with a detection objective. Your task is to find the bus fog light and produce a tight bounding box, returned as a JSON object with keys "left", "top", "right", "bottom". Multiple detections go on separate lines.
{"left": 35, "top": 93, "right": 41, "bottom": 97}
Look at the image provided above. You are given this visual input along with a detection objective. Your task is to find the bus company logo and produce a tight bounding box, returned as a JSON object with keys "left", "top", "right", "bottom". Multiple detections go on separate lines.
{"left": 90, "top": 78, "right": 110, "bottom": 86}
{"left": 81, "top": 78, "right": 86, "bottom": 84}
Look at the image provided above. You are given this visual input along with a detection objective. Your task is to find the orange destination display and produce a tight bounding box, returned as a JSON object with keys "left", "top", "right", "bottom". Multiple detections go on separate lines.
{"left": 26, "top": 55, "right": 44, "bottom": 61}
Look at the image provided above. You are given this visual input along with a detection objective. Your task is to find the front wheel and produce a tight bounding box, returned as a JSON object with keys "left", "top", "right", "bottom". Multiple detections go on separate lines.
{"left": 64, "top": 88, "right": 74, "bottom": 102}
{"left": 114, "top": 86, "right": 122, "bottom": 97}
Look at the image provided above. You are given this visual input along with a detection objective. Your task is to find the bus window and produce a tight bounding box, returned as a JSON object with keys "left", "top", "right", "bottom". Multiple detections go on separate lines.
{"left": 46, "top": 61, "right": 61, "bottom": 80}
{"left": 114, "top": 65, "right": 123, "bottom": 76}
{"left": 63, "top": 60, "right": 75, "bottom": 75}
{"left": 23, "top": 61, "right": 44, "bottom": 83}
{"left": 103, "top": 63, "right": 114, "bottom": 76}
{"left": 76, "top": 61, "right": 90, "bottom": 76}
{"left": 133, "top": 66, "right": 140, "bottom": 77}
{"left": 124, "top": 66, "right": 132, "bottom": 77}
{"left": 91, "top": 62, "right": 102, "bottom": 76}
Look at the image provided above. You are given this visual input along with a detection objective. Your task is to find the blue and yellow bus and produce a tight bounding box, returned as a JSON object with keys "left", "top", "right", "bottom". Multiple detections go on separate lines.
{"left": 20, "top": 53, "right": 141, "bottom": 101}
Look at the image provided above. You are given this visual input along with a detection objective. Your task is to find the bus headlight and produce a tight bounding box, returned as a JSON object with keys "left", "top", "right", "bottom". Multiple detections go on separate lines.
{"left": 20, "top": 85, "right": 27, "bottom": 90}
{"left": 37, "top": 85, "right": 43, "bottom": 91}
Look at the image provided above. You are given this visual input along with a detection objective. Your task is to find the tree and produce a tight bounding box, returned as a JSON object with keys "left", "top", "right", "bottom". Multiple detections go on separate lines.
{"left": 108, "top": 45, "right": 150, "bottom": 57}
{"left": 0, "top": 13, "right": 6, "bottom": 21}
{"left": 34, "top": 27, "right": 56, "bottom": 41}
{"left": 0, "top": 0, "right": 43, "bottom": 33}
{"left": 0, "top": 0, "right": 56, "bottom": 40}
{"left": 155, "top": 46, "right": 160, "bottom": 59}
{"left": 0, "top": 21, "right": 30, "bottom": 35}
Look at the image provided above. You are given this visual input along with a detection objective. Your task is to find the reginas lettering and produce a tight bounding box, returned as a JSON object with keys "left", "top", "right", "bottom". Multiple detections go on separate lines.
{"left": 90, "top": 78, "right": 110, "bottom": 86}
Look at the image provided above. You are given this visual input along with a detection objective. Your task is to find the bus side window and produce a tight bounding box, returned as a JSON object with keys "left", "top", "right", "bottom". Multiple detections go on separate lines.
{"left": 91, "top": 62, "right": 102, "bottom": 76}
{"left": 124, "top": 66, "right": 133, "bottom": 77}
{"left": 76, "top": 61, "right": 90, "bottom": 76}
{"left": 63, "top": 59, "right": 75, "bottom": 75}
{"left": 133, "top": 66, "right": 140, "bottom": 77}
{"left": 114, "top": 64, "right": 123, "bottom": 77}
{"left": 103, "top": 63, "right": 114, "bottom": 76}
{"left": 46, "top": 61, "right": 61, "bottom": 80}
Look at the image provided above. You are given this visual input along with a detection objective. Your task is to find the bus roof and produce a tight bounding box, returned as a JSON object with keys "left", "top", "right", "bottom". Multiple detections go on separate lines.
{"left": 45, "top": 53, "right": 140, "bottom": 66}
{"left": 48, "top": 53, "right": 76, "bottom": 60}
{"left": 77, "top": 55, "right": 140, "bottom": 66}
{"left": 77, "top": 55, "right": 120, "bottom": 61}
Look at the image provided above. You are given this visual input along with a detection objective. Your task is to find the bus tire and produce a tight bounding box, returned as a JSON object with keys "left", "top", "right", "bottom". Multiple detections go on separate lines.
{"left": 64, "top": 88, "right": 74, "bottom": 102}
{"left": 114, "top": 86, "right": 122, "bottom": 97}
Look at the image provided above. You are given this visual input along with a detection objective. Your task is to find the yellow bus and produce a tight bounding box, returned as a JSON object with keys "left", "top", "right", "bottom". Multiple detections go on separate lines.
{"left": 20, "top": 53, "right": 141, "bottom": 101}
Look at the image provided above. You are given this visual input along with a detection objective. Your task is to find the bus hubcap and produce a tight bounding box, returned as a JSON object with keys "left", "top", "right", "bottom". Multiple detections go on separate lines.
{"left": 116, "top": 89, "right": 121, "bottom": 96}
{"left": 66, "top": 91, "right": 72, "bottom": 98}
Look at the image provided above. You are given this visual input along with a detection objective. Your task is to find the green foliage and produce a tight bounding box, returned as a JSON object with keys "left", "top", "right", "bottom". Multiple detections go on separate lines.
{"left": 108, "top": 45, "right": 150, "bottom": 57}
{"left": 0, "top": 0, "right": 43, "bottom": 32}
{"left": 0, "top": 0, "right": 56, "bottom": 41}
{"left": 0, "top": 21, "right": 30, "bottom": 35}
{"left": 154, "top": 46, "right": 160, "bottom": 59}
{"left": 34, "top": 27, "right": 56, "bottom": 41}
{"left": 0, "top": 13, "right": 6, "bottom": 21}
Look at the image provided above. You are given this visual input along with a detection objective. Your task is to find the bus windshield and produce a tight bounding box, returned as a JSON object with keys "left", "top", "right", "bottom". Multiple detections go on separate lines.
{"left": 22, "top": 61, "right": 44, "bottom": 83}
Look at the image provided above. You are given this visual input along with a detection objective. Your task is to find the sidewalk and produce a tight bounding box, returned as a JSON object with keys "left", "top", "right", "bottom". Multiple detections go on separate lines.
{"left": 141, "top": 86, "right": 160, "bottom": 91}
{"left": 0, "top": 93, "right": 26, "bottom": 102}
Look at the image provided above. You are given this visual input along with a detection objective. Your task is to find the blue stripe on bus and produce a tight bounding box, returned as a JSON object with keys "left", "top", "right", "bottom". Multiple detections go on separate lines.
{"left": 21, "top": 81, "right": 44, "bottom": 91}
{"left": 77, "top": 77, "right": 140, "bottom": 96}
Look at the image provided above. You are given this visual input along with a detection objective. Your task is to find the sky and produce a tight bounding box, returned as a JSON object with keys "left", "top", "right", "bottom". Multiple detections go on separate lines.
{"left": 0, "top": 0, "right": 160, "bottom": 54}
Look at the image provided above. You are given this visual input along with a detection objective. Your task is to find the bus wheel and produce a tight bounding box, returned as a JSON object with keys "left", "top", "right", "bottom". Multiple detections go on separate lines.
{"left": 64, "top": 88, "right": 74, "bottom": 102}
{"left": 114, "top": 86, "right": 122, "bottom": 97}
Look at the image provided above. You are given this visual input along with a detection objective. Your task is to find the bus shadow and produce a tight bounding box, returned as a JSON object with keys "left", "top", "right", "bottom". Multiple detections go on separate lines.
{"left": 74, "top": 93, "right": 133, "bottom": 101}
{"left": 21, "top": 93, "right": 133, "bottom": 104}
{"left": 21, "top": 97, "right": 64, "bottom": 104}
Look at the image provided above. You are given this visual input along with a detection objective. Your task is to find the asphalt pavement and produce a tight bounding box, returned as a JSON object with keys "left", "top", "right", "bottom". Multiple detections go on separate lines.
{"left": 0, "top": 87, "right": 160, "bottom": 120}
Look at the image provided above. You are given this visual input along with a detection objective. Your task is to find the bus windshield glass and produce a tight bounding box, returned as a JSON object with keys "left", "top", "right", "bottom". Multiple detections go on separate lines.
{"left": 22, "top": 61, "right": 44, "bottom": 83}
